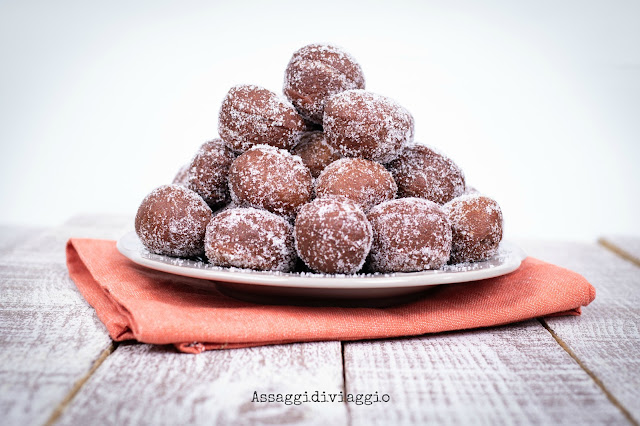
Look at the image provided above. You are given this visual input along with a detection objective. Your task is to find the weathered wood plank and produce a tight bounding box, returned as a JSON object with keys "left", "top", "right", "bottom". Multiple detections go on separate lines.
{"left": 0, "top": 215, "right": 132, "bottom": 426}
{"left": 0, "top": 226, "right": 44, "bottom": 254}
{"left": 343, "top": 320, "right": 626, "bottom": 425}
{"left": 56, "top": 341, "right": 348, "bottom": 426}
{"left": 599, "top": 235, "right": 640, "bottom": 267}
{"left": 4, "top": 219, "right": 637, "bottom": 425}
{"left": 520, "top": 240, "right": 640, "bottom": 424}
{"left": 62, "top": 213, "right": 132, "bottom": 233}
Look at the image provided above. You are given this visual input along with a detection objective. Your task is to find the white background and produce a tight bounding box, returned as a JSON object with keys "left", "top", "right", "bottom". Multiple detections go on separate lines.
{"left": 1, "top": 0, "right": 638, "bottom": 241}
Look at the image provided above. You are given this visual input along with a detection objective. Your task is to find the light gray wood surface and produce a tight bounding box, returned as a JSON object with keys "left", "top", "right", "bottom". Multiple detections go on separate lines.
{"left": 0, "top": 216, "right": 131, "bottom": 426}
{"left": 599, "top": 235, "right": 640, "bottom": 267}
{"left": 343, "top": 321, "right": 626, "bottom": 425}
{"left": 520, "top": 240, "right": 640, "bottom": 424}
{"left": 0, "top": 226, "right": 43, "bottom": 253}
{"left": 57, "top": 342, "right": 347, "bottom": 426}
{"left": 1, "top": 216, "right": 639, "bottom": 426}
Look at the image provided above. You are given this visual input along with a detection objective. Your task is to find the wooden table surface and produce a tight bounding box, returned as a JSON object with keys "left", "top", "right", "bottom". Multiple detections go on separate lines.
{"left": 1, "top": 215, "right": 638, "bottom": 426}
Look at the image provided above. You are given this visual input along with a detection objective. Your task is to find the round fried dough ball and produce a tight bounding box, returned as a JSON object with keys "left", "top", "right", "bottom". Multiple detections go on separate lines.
{"left": 315, "top": 158, "right": 397, "bottom": 211}
{"left": 294, "top": 197, "right": 372, "bottom": 274}
{"left": 183, "top": 139, "right": 235, "bottom": 209}
{"left": 228, "top": 145, "right": 313, "bottom": 218}
{"left": 284, "top": 43, "right": 365, "bottom": 124}
{"left": 387, "top": 144, "right": 465, "bottom": 204}
{"left": 172, "top": 163, "right": 189, "bottom": 186}
{"left": 205, "top": 207, "right": 296, "bottom": 271}
{"left": 323, "top": 89, "right": 414, "bottom": 163}
{"left": 291, "top": 131, "right": 341, "bottom": 178}
{"left": 444, "top": 194, "right": 503, "bottom": 264}
{"left": 135, "top": 184, "right": 212, "bottom": 257}
{"left": 219, "top": 84, "right": 306, "bottom": 153}
{"left": 367, "top": 198, "right": 452, "bottom": 272}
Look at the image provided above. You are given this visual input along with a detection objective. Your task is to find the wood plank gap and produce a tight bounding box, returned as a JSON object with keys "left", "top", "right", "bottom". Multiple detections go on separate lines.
{"left": 340, "top": 341, "right": 352, "bottom": 426}
{"left": 598, "top": 238, "right": 640, "bottom": 268}
{"left": 538, "top": 318, "right": 638, "bottom": 426}
{"left": 44, "top": 341, "right": 118, "bottom": 426}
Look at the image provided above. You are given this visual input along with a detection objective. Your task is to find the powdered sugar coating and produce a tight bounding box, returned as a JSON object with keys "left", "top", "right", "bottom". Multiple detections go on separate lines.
{"left": 184, "top": 139, "right": 236, "bottom": 209}
{"left": 387, "top": 144, "right": 465, "bottom": 204}
{"left": 228, "top": 145, "right": 313, "bottom": 218}
{"left": 444, "top": 193, "right": 503, "bottom": 264}
{"left": 315, "top": 158, "right": 397, "bottom": 211}
{"left": 135, "top": 184, "right": 213, "bottom": 257}
{"left": 284, "top": 43, "right": 365, "bottom": 124}
{"left": 294, "top": 197, "right": 372, "bottom": 274}
{"left": 292, "top": 131, "right": 342, "bottom": 178}
{"left": 218, "top": 84, "right": 306, "bottom": 153}
{"left": 205, "top": 207, "right": 296, "bottom": 272}
{"left": 324, "top": 89, "right": 414, "bottom": 163}
{"left": 367, "top": 198, "right": 452, "bottom": 272}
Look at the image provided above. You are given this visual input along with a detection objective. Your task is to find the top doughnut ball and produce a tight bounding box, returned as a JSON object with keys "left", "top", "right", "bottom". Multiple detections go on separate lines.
{"left": 284, "top": 44, "right": 365, "bottom": 125}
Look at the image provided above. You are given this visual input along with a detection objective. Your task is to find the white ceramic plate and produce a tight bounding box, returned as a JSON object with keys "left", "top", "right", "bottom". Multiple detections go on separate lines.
{"left": 117, "top": 231, "right": 526, "bottom": 306}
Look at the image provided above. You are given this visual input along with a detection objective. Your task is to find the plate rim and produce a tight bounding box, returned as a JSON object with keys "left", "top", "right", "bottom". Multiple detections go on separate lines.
{"left": 116, "top": 231, "right": 526, "bottom": 290}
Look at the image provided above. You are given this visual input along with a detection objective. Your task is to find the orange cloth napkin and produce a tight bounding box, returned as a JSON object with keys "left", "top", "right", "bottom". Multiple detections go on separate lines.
{"left": 66, "top": 238, "right": 596, "bottom": 354}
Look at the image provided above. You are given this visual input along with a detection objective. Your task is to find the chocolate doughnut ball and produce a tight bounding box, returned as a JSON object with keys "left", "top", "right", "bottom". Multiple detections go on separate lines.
{"left": 219, "top": 84, "right": 306, "bottom": 153}
{"left": 324, "top": 90, "right": 414, "bottom": 163}
{"left": 135, "top": 184, "right": 212, "bottom": 257}
{"left": 172, "top": 163, "right": 189, "bottom": 186}
{"left": 387, "top": 145, "right": 465, "bottom": 204}
{"left": 205, "top": 207, "right": 296, "bottom": 271}
{"left": 295, "top": 198, "right": 372, "bottom": 274}
{"left": 228, "top": 145, "right": 313, "bottom": 218}
{"left": 284, "top": 43, "right": 365, "bottom": 125}
{"left": 367, "top": 198, "right": 452, "bottom": 272}
{"left": 315, "top": 158, "right": 397, "bottom": 211}
{"left": 292, "top": 131, "right": 342, "bottom": 178}
{"left": 444, "top": 194, "right": 503, "bottom": 264}
{"left": 183, "top": 139, "right": 235, "bottom": 209}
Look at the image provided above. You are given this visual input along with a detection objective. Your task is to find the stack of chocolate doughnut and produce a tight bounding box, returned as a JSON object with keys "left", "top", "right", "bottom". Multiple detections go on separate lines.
{"left": 135, "top": 44, "right": 504, "bottom": 274}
